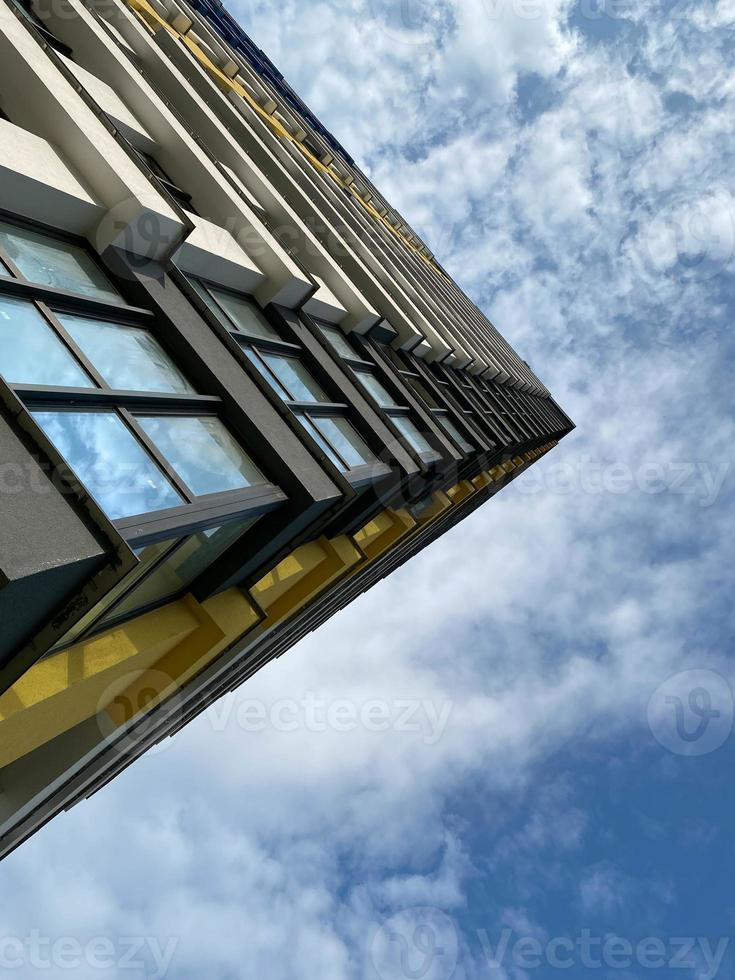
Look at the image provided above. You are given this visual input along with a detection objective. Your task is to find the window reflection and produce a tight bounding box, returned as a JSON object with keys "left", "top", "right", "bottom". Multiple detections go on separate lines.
{"left": 0, "top": 296, "right": 94, "bottom": 387}
{"left": 101, "top": 517, "right": 257, "bottom": 623}
{"left": 357, "top": 370, "right": 398, "bottom": 408}
{"left": 392, "top": 416, "right": 434, "bottom": 455}
{"left": 58, "top": 313, "right": 196, "bottom": 394}
{"left": 0, "top": 222, "right": 120, "bottom": 302}
{"left": 51, "top": 536, "right": 178, "bottom": 650}
{"left": 318, "top": 323, "right": 358, "bottom": 360}
{"left": 31, "top": 410, "right": 184, "bottom": 518}
{"left": 259, "top": 353, "right": 331, "bottom": 403}
{"left": 136, "top": 415, "right": 265, "bottom": 495}
{"left": 209, "top": 287, "right": 281, "bottom": 341}
{"left": 438, "top": 415, "right": 473, "bottom": 452}
{"left": 311, "top": 416, "right": 373, "bottom": 469}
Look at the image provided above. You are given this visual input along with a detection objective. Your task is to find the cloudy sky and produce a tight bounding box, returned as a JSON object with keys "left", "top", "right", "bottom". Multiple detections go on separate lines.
{"left": 2, "top": 0, "right": 734, "bottom": 977}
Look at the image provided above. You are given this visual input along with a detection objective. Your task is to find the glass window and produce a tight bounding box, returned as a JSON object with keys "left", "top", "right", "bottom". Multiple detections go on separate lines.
{"left": 298, "top": 416, "right": 345, "bottom": 470}
{"left": 438, "top": 415, "right": 473, "bottom": 452}
{"left": 52, "top": 536, "right": 179, "bottom": 649}
{"left": 31, "top": 410, "right": 184, "bottom": 518}
{"left": 0, "top": 222, "right": 120, "bottom": 302}
{"left": 0, "top": 257, "right": 11, "bottom": 277}
{"left": 102, "top": 518, "right": 256, "bottom": 622}
{"left": 259, "top": 352, "right": 331, "bottom": 404}
{"left": 58, "top": 313, "right": 196, "bottom": 394}
{"left": 357, "top": 370, "right": 398, "bottom": 409}
{"left": 209, "top": 287, "right": 281, "bottom": 341}
{"left": 136, "top": 415, "right": 264, "bottom": 496}
{"left": 0, "top": 296, "right": 94, "bottom": 388}
{"left": 318, "top": 323, "right": 358, "bottom": 360}
{"left": 311, "top": 416, "right": 374, "bottom": 469}
{"left": 393, "top": 415, "right": 434, "bottom": 455}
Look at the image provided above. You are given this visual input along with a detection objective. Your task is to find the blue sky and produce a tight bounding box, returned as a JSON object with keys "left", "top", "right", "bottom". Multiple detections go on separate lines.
{"left": 1, "top": 1, "right": 734, "bottom": 977}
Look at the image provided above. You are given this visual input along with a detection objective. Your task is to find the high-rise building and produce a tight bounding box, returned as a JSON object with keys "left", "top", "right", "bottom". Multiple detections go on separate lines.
{"left": 0, "top": 0, "right": 574, "bottom": 859}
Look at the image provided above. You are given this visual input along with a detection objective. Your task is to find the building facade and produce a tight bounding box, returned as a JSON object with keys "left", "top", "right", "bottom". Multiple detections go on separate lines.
{"left": 0, "top": 0, "right": 574, "bottom": 859}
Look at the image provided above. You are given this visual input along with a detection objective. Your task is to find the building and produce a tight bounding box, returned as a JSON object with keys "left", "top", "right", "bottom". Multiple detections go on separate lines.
{"left": 0, "top": 0, "right": 574, "bottom": 860}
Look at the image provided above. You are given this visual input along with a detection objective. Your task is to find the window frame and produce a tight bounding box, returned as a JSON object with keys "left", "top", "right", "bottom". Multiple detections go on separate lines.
{"left": 313, "top": 319, "right": 443, "bottom": 465}
{"left": 0, "top": 215, "right": 286, "bottom": 549}
{"left": 191, "top": 279, "right": 390, "bottom": 486}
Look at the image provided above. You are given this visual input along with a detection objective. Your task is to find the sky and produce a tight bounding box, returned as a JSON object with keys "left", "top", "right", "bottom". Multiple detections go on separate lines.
{"left": 1, "top": 0, "right": 734, "bottom": 977}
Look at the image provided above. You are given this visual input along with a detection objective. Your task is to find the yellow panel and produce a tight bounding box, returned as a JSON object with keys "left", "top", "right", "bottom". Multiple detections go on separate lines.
{"left": 446, "top": 481, "right": 475, "bottom": 505}
{"left": 414, "top": 491, "right": 453, "bottom": 524}
{"left": 251, "top": 536, "right": 362, "bottom": 626}
{"left": 353, "top": 509, "right": 416, "bottom": 562}
{"left": 0, "top": 589, "right": 262, "bottom": 768}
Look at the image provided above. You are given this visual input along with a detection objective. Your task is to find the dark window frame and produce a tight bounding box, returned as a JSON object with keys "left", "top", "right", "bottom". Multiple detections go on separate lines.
{"left": 313, "top": 319, "right": 443, "bottom": 465}
{"left": 0, "top": 215, "right": 286, "bottom": 550}
{"left": 191, "top": 279, "right": 391, "bottom": 485}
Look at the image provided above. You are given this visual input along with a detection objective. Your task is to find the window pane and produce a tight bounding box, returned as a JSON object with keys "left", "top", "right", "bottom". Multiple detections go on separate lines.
{"left": 298, "top": 416, "right": 346, "bottom": 470}
{"left": 357, "top": 370, "right": 399, "bottom": 408}
{"left": 243, "top": 347, "right": 291, "bottom": 400}
{"left": 438, "top": 415, "right": 474, "bottom": 452}
{"left": 318, "top": 323, "right": 358, "bottom": 360}
{"left": 137, "top": 415, "right": 264, "bottom": 495}
{"left": 31, "top": 410, "right": 184, "bottom": 518}
{"left": 407, "top": 375, "right": 440, "bottom": 409}
{"left": 393, "top": 415, "right": 434, "bottom": 455}
{"left": 103, "top": 518, "right": 257, "bottom": 622}
{"left": 260, "top": 353, "right": 331, "bottom": 403}
{"left": 0, "top": 257, "right": 12, "bottom": 277}
{"left": 0, "top": 296, "right": 94, "bottom": 387}
{"left": 208, "top": 287, "right": 281, "bottom": 341}
{"left": 51, "top": 537, "right": 179, "bottom": 649}
{"left": 58, "top": 313, "right": 196, "bottom": 394}
{"left": 0, "top": 222, "right": 120, "bottom": 302}
{"left": 311, "top": 416, "right": 374, "bottom": 469}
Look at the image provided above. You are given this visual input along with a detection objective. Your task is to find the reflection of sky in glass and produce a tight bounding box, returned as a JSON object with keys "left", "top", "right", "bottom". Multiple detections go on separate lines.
{"left": 137, "top": 415, "right": 264, "bottom": 496}
{"left": 298, "top": 416, "right": 346, "bottom": 470}
{"left": 393, "top": 415, "right": 434, "bottom": 455}
{"left": 0, "top": 296, "right": 94, "bottom": 387}
{"left": 210, "top": 288, "right": 281, "bottom": 341}
{"left": 319, "top": 324, "right": 357, "bottom": 360}
{"left": 438, "top": 416, "right": 473, "bottom": 451}
{"left": 52, "top": 537, "right": 178, "bottom": 650}
{"left": 103, "top": 517, "right": 256, "bottom": 621}
{"left": 58, "top": 314, "right": 196, "bottom": 394}
{"left": 312, "top": 417, "right": 374, "bottom": 468}
{"left": 0, "top": 223, "right": 120, "bottom": 302}
{"left": 358, "top": 370, "right": 398, "bottom": 408}
{"left": 261, "top": 353, "right": 331, "bottom": 403}
{"left": 32, "top": 410, "right": 183, "bottom": 519}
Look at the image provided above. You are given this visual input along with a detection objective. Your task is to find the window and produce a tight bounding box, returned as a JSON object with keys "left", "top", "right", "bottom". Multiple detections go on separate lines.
{"left": 192, "top": 281, "right": 382, "bottom": 479}
{"left": 0, "top": 221, "right": 121, "bottom": 302}
{"left": 317, "top": 322, "right": 440, "bottom": 461}
{"left": 0, "top": 218, "right": 285, "bottom": 642}
{"left": 376, "top": 343, "right": 476, "bottom": 454}
{"left": 133, "top": 149, "right": 199, "bottom": 215}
